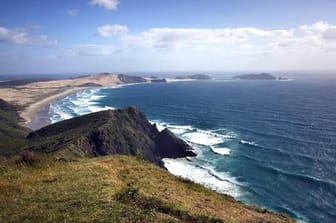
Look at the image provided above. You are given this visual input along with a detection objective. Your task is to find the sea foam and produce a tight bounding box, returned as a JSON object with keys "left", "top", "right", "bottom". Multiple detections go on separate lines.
{"left": 210, "top": 146, "right": 231, "bottom": 155}
{"left": 182, "top": 131, "right": 224, "bottom": 145}
{"left": 163, "top": 158, "right": 242, "bottom": 198}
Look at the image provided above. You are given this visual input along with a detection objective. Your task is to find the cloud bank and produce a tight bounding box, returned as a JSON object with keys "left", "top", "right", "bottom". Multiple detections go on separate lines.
{"left": 4, "top": 21, "right": 336, "bottom": 74}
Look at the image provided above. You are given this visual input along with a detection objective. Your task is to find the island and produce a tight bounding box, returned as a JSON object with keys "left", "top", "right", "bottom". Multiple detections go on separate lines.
{"left": 233, "top": 73, "right": 276, "bottom": 80}
{"left": 174, "top": 74, "right": 211, "bottom": 80}
{"left": 148, "top": 77, "right": 168, "bottom": 83}
{"left": 278, "top": 76, "right": 289, "bottom": 81}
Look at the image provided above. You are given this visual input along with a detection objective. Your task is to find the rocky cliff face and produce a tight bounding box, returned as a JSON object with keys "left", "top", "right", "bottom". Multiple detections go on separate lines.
{"left": 26, "top": 106, "right": 195, "bottom": 166}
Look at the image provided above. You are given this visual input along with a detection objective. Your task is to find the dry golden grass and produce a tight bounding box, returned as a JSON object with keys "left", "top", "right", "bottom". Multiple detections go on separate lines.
{"left": 0, "top": 155, "right": 296, "bottom": 223}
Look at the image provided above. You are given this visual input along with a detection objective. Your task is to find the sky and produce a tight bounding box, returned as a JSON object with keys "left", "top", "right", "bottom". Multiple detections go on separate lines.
{"left": 0, "top": 0, "right": 336, "bottom": 75}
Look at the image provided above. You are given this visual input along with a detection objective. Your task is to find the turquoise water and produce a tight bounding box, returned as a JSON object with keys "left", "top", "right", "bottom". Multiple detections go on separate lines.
{"left": 48, "top": 79, "right": 336, "bottom": 223}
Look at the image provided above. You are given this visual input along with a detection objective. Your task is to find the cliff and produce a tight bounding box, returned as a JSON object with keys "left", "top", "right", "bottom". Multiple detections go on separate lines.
{"left": 25, "top": 106, "right": 195, "bottom": 165}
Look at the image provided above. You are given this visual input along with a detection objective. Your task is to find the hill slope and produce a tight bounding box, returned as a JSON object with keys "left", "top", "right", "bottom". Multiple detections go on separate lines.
{"left": 0, "top": 155, "right": 295, "bottom": 223}
{"left": 0, "top": 99, "right": 29, "bottom": 155}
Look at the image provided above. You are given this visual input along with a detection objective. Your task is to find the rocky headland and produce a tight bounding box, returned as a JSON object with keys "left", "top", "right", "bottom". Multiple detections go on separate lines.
{"left": 25, "top": 106, "right": 195, "bottom": 166}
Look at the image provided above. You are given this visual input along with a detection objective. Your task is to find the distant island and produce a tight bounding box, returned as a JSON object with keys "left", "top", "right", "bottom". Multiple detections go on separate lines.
{"left": 175, "top": 74, "right": 211, "bottom": 80}
{"left": 278, "top": 76, "right": 289, "bottom": 81}
{"left": 146, "top": 74, "right": 211, "bottom": 83}
{"left": 233, "top": 73, "right": 276, "bottom": 80}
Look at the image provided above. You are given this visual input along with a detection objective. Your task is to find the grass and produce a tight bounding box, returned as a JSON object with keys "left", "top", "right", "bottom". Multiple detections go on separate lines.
{"left": 115, "top": 184, "right": 224, "bottom": 223}
{"left": 0, "top": 155, "right": 295, "bottom": 223}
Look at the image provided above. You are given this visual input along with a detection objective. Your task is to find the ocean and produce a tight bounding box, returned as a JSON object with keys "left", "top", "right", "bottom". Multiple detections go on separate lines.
{"left": 46, "top": 79, "right": 336, "bottom": 223}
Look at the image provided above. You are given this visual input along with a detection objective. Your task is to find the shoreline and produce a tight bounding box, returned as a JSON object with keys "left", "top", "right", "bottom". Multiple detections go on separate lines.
{"left": 19, "top": 87, "right": 88, "bottom": 129}
{"left": 20, "top": 82, "right": 152, "bottom": 130}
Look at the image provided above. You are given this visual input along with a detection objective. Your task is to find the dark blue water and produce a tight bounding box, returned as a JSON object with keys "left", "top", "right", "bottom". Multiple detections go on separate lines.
{"left": 49, "top": 79, "right": 336, "bottom": 223}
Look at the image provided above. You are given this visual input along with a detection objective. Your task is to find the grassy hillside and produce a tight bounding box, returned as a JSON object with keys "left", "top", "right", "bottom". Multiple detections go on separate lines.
{"left": 0, "top": 155, "right": 295, "bottom": 223}
{"left": 26, "top": 106, "right": 195, "bottom": 165}
{"left": 0, "top": 99, "right": 29, "bottom": 155}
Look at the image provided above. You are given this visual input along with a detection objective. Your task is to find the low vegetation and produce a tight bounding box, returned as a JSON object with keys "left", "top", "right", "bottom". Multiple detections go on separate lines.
{"left": 0, "top": 155, "right": 295, "bottom": 223}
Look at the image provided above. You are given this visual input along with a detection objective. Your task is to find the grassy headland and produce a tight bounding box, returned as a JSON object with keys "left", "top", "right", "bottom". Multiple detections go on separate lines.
{"left": 0, "top": 155, "right": 295, "bottom": 223}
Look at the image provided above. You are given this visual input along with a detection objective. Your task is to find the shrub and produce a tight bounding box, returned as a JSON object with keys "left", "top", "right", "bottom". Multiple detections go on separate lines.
{"left": 15, "top": 151, "right": 42, "bottom": 166}
{"left": 115, "top": 184, "right": 139, "bottom": 202}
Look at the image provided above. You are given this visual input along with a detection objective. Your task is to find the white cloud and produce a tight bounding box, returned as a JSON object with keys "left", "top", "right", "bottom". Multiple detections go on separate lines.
{"left": 322, "top": 28, "right": 336, "bottom": 41}
{"left": 299, "top": 21, "right": 336, "bottom": 41}
{"left": 115, "top": 22, "right": 336, "bottom": 59}
{"left": 90, "top": 0, "right": 119, "bottom": 10}
{"left": 120, "top": 27, "right": 293, "bottom": 50}
{"left": 60, "top": 21, "right": 336, "bottom": 71}
{"left": 65, "top": 44, "right": 117, "bottom": 56}
{"left": 0, "top": 26, "right": 57, "bottom": 46}
{"left": 67, "top": 9, "right": 79, "bottom": 16}
{"left": 300, "top": 21, "right": 331, "bottom": 32}
{"left": 96, "top": 24, "right": 128, "bottom": 37}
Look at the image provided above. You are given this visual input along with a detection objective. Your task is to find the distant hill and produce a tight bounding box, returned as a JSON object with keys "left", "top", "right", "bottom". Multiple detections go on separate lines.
{"left": 0, "top": 99, "right": 29, "bottom": 155}
{"left": 21, "top": 73, "right": 147, "bottom": 89}
{"left": 175, "top": 74, "right": 211, "bottom": 80}
{"left": 25, "top": 106, "right": 195, "bottom": 166}
{"left": 0, "top": 78, "right": 53, "bottom": 87}
{"left": 233, "top": 73, "right": 276, "bottom": 80}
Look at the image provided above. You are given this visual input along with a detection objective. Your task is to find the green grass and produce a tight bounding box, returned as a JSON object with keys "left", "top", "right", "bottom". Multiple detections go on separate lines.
{"left": 0, "top": 155, "right": 295, "bottom": 223}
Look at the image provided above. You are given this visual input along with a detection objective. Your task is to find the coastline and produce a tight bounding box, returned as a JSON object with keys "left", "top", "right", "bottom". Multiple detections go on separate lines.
{"left": 0, "top": 78, "right": 303, "bottom": 222}
{"left": 19, "top": 87, "right": 88, "bottom": 129}
{"left": 41, "top": 81, "right": 306, "bottom": 222}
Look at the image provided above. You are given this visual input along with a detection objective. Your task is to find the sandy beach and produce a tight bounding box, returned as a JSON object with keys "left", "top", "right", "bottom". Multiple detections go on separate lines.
{"left": 19, "top": 87, "right": 87, "bottom": 127}
{"left": 0, "top": 73, "right": 139, "bottom": 129}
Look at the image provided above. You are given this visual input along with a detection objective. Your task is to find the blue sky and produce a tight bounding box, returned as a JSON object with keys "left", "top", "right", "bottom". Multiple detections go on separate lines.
{"left": 1, "top": 0, "right": 336, "bottom": 74}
